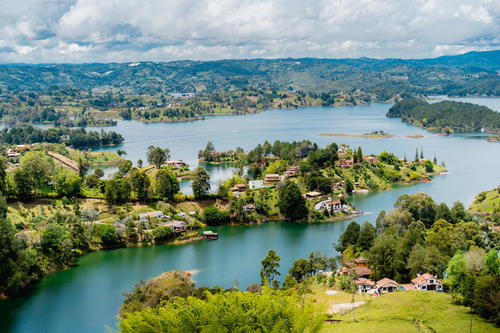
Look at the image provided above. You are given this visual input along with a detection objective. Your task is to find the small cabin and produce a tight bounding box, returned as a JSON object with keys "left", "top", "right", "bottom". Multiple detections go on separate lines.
{"left": 375, "top": 278, "right": 399, "bottom": 293}
{"left": 411, "top": 273, "right": 443, "bottom": 291}
{"left": 202, "top": 231, "right": 219, "bottom": 239}
{"left": 139, "top": 211, "right": 164, "bottom": 222}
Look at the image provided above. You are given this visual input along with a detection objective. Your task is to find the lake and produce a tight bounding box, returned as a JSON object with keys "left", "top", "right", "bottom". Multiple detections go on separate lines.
{"left": 1, "top": 100, "right": 499, "bottom": 333}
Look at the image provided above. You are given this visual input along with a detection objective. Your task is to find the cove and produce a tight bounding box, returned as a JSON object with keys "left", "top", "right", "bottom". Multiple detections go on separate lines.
{"left": 0, "top": 100, "right": 499, "bottom": 333}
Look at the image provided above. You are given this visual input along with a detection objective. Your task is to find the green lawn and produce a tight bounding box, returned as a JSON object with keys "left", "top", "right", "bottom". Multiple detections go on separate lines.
{"left": 321, "top": 291, "right": 499, "bottom": 333}
{"left": 469, "top": 188, "right": 500, "bottom": 214}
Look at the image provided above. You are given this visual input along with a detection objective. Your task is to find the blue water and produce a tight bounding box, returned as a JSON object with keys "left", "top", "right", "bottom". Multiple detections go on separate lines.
{"left": 1, "top": 100, "right": 499, "bottom": 333}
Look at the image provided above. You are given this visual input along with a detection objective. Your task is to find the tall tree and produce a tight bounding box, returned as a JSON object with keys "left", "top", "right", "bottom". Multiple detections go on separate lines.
{"left": 155, "top": 167, "right": 179, "bottom": 200}
{"left": 192, "top": 166, "right": 210, "bottom": 198}
{"left": 260, "top": 250, "right": 281, "bottom": 287}
{"left": 147, "top": 146, "right": 170, "bottom": 168}
{"left": 277, "top": 182, "right": 308, "bottom": 221}
{"left": 128, "top": 168, "right": 150, "bottom": 202}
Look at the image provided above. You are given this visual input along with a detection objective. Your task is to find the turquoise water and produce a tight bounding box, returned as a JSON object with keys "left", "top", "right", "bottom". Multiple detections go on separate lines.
{"left": 1, "top": 100, "right": 499, "bottom": 333}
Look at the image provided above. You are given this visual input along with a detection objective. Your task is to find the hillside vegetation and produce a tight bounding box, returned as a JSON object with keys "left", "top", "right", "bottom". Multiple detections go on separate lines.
{"left": 0, "top": 51, "right": 498, "bottom": 96}
{"left": 387, "top": 98, "right": 500, "bottom": 133}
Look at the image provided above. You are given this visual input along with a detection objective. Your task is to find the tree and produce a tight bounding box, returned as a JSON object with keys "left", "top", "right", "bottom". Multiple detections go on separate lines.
{"left": 128, "top": 168, "right": 150, "bottom": 202}
{"left": 260, "top": 250, "right": 281, "bottom": 287}
{"left": 152, "top": 226, "right": 173, "bottom": 241}
{"left": 368, "top": 232, "right": 401, "bottom": 280}
{"left": 435, "top": 202, "right": 452, "bottom": 222}
{"left": 117, "top": 149, "right": 127, "bottom": 157}
{"left": 336, "top": 222, "right": 360, "bottom": 252}
{"left": 105, "top": 179, "right": 131, "bottom": 204}
{"left": 450, "top": 201, "right": 469, "bottom": 223}
{"left": 344, "top": 179, "right": 354, "bottom": 195}
{"left": 472, "top": 275, "right": 500, "bottom": 325}
{"left": 192, "top": 166, "right": 210, "bottom": 199}
{"left": 394, "top": 193, "right": 437, "bottom": 228}
{"left": 356, "top": 222, "right": 376, "bottom": 251}
{"left": 18, "top": 151, "right": 55, "bottom": 190}
{"left": 155, "top": 167, "right": 179, "bottom": 200}
{"left": 54, "top": 169, "right": 82, "bottom": 197}
{"left": 414, "top": 148, "right": 419, "bottom": 162}
{"left": 0, "top": 157, "right": 7, "bottom": 194}
{"left": 357, "top": 147, "right": 363, "bottom": 163}
{"left": 201, "top": 207, "right": 230, "bottom": 226}
{"left": 14, "top": 168, "right": 35, "bottom": 200}
{"left": 406, "top": 244, "right": 447, "bottom": 278}
{"left": 147, "top": 146, "right": 170, "bottom": 168}
{"left": 277, "top": 182, "right": 308, "bottom": 221}
{"left": 94, "top": 224, "right": 122, "bottom": 248}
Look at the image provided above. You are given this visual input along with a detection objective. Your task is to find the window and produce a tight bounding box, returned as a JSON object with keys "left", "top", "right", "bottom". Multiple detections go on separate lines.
{"left": 429, "top": 279, "right": 434, "bottom": 283}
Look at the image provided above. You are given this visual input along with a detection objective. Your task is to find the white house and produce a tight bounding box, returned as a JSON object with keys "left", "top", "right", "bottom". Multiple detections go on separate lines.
{"left": 355, "top": 278, "right": 375, "bottom": 293}
{"left": 375, "top": 278, "right": 399, "bottom": 293}
{"left": 249, "top": 180, "right": 264, "bottom": 189}
{"left": 139, "top": 211, "right": 164, "bottom": 222}
{"left": 411, "top": 273, "right": 443, "bottom": 291}
{"left": 314, "top": 198, "right": 343, "bottom": 211}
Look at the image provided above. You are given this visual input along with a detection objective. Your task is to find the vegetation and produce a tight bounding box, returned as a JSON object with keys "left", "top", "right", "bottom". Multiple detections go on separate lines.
{"left": 387, "top": 98, "right": 500, "bottom": 134}
{"left": 0, "top": 126, "right": 124, "bottom": 149}
{"left": 469, "top": 187, "right": 500, "bottom": 216}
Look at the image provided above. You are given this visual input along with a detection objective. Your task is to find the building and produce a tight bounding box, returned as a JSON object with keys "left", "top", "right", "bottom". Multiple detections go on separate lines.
{"left": 354, "top": 257, "right": 368, "bottom": 267}
{"left": 139, "top": 211, "right": 164, "bottom": 222}
{"left": 317, "top": 199, "right": 343, "bottom": 211}
{"left": 5, "top": 148, "right": 21, "bottom": 159}
{"left": 166, "top": 160, "right": 187, "bottom": 168}
{"left": 411, "top": 273, "right": 443, "bottom": 291}
{"left": 305, "top": 191, "right": 322, "bottom": 199}
{"left": 242, "top": 204, "right": 256, "bottom": 212}
{"left": 375, "top": 278, "right": 399, "bottom": 293}
{"left": 231, "top": 184, "right": 247, "bottom": 192}
{"left": 339, "top": 159, "right": 353, "bottom": 168}
{"left": 355, "top": 278, "right": 376, "bottom": 293}
{"left": 363, "top": 156, "right": 379, "bottom": 163}
{"left": 284, "top": 166, "right": 300, "bottom": 178}
{"left": 264, "top": 174, "right": 282, "bottom": 184}
{"left": 249, "top": 180, "right": 264, "bottom": 189}
{"left": 162, "top": 220, "right": 187, "bottom": 233}
{"left": 352, "top": 266, "right": 372, "bottom": 278}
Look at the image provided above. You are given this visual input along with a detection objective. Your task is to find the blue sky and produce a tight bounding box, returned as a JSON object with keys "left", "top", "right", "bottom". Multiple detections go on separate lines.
{"left": 0, "top": 0, "right": 498, "bottom": 63}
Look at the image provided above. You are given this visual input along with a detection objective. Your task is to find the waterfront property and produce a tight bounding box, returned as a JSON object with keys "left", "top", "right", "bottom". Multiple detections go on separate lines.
{"left": 315, "top": 198, "right": 344, "bottom": 211}
{"left": 249, "top": 180, "right": 264, "bottom": 189}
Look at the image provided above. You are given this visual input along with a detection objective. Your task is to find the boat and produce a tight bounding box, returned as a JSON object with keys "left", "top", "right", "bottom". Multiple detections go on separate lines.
{"left": 202, "top": 230, "right": 219, "bottom": 239}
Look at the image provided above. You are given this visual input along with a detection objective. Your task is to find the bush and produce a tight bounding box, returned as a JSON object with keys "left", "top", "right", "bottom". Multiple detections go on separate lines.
{"left": 202, "top": 207, "right": 230, "bottom": 226}
{"left": 152, "top": 226, "right": 173, "bottom": 241}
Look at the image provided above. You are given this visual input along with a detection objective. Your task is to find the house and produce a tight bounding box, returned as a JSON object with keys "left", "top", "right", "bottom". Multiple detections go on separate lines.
{"left": 231, "top": 184, "right": 247, "bottom": 192}
{"left": 339, "top": 159, "right": 353, "bottom": 168}
{"left": 15, "top": 144, "right": 31, "bottom": 152}
{"left": 316, "top": 199, "right": 343, "bottom": 211}
{"left": 264, "top": 174, "right": 282, "bottom": 184}
{"left": 364, "top": 156, "right": 379, "bottom": 163}
{"left": 139, "top": 211, "right": 164, "bottom": 222}
{"left": 162, "top": 220, "right": 187, "bottom": 233}
{"left": 332, "top": 181, "right": 344, "bottom": 190}
{"left": 284, "top": 166, "right": 300, "bottom": 178}
{"left": 375, "top": 278, "right": 399, "bottom": 293}
{"left": 166, "top": 160, "right": 187, "bottom": 168}
{"left": 242, "top": 204, "right": 256, "bottom": 212}
{"left": 354, "top": 257, "right": 368, "bottom": 267}
{"left": 249, "top": 180, "right": 264, "bottom": 189}
{"left": 5, "top": 148, "right": 21, "bottom": 159}
{"left": 352, "top": 266, "right": 372, "bottom": 278}
{"left": 411, "top": 273, "right": 443, "bottom": 291}
{"left": 355, "top": 278, "right": 376, "bottom": 293}
{"left": 304, "top": 191, "right": 322, "bottom": 199}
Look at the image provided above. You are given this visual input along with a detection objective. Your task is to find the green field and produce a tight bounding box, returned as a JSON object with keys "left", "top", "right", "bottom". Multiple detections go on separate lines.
{"left": 469, "top": 188, "right": 500, "bottom": 214}
{"left": 321, "top": 291, "right": 499, "bottom": 333}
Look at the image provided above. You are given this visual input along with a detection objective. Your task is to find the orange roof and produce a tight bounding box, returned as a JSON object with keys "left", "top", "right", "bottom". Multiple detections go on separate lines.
{"left": 352, "top": 266, "right": 372, "bottom": 276}
{"left": 354, "top": 257, "right": 368, "bottom": 264}
{"left": 355, "top": 278, "right": 375, "bottom": 286}
{"left": 375, "top": 278, "right": 399, "bottom": 288}
{"left": 411, "top": 273, "right": 440, "bottom": 285}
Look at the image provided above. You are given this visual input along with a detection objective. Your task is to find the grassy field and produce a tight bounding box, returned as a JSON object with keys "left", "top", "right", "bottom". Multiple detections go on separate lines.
{"left": 312, "top": 288, "right": 499, "bottom": 333}
{"left": 469, "top": 188, "right": 500, "bottom": 214}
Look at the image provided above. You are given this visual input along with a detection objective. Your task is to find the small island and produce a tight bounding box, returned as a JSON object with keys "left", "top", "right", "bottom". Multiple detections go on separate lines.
{"left": 319, "top": 130, "right": 394, "bottom": 138}
{"left": 387, "top": 98, "right": 500, "bottom": 139}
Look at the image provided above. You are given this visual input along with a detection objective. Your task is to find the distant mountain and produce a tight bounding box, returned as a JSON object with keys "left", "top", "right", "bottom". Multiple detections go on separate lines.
{"left": 0, "top": 50, "right": 498, "bottom": 95}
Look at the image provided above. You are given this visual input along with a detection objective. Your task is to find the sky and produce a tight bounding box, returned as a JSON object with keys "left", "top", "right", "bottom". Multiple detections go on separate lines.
{"left": 0, "top": 0, "right": 498, "bottom": 63}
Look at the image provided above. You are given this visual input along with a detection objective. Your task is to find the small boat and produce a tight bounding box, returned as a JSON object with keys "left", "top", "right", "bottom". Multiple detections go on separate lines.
{"left": 202, "top": 231, "right": 219, "bottom": 239}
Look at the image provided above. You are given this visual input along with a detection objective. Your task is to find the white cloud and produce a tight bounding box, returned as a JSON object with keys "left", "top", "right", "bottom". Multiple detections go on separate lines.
{"left": 0, "top": 0, "right": 497, "bottom": 62}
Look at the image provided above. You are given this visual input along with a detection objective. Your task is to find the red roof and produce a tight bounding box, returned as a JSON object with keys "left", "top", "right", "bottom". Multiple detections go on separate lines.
{"left": 375, "top": 278, "right": 399, "bottom": 288}
{"left": 352, "top": 266, "right": 372, "bottom": 276}
{"left": 411, "top": 273, "right": 440, "bottom": 285}
{"left": 355, "top": 278, "right": 375, "bottom": 286}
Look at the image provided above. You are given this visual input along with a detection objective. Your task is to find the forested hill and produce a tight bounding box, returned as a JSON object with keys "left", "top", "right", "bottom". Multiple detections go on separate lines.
{"left": 387, "top": 98, "right": 500, "bottom": 133}
{"left": 0, "top": 50, "right": 499, "bottom": 96}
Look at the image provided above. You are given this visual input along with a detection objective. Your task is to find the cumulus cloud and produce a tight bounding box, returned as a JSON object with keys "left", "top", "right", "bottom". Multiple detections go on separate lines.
{"left": 0, "top": 0, "right": 497, "bottom": 62}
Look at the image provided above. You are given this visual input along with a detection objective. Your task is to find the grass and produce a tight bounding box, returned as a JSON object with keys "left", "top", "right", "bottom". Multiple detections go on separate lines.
{"left": 469, "top": 188, "right": 500, "bottom": 214}
{"left": 315, "top": 289, "right": 499, "bottom": 333}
